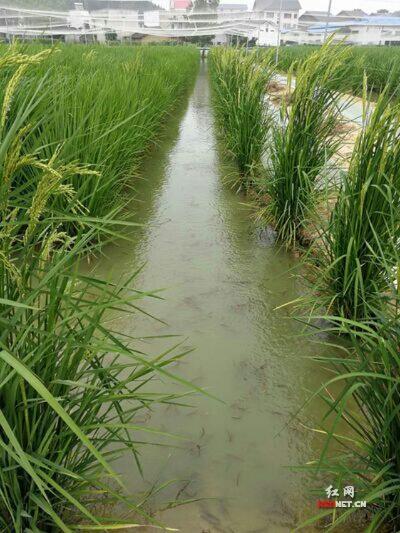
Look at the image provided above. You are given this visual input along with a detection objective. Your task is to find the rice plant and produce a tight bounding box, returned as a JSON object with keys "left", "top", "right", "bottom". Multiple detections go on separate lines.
{"left": 0, "top": 47, "right": 196, "bottom": 531}
{"left": 276, "top": 44, "right": 400, "bottom": 99}
{"left": 209, "top": 47, "right": 274, "bottom": 183}
{"left": 309, "top": 82, "right": 400, "bottom": 322}
{"left": 301, "top": 292, "right": 400, "bottom": 531}
{"left": 295, "top": 81, "right": 400, "bottom": 532}
{"left": 8, "top": 44, "right": 199, "bottom": 233}
{"left": 263, "top": 39, "right": 351, "bottom": 247}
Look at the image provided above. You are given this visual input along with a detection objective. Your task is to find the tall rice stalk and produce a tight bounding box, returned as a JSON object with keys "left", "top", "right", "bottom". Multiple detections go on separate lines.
{"left": 302, "top": 294, "right": 400, "bottom": 531}
{"left": 277, "top": 44, "right": 400, "bottom": 99}
{"left": 264, "top": 40, "right": 351, "bottom": 247}
{"left": 309, "top": 83, "right": 400, "bottom": 323}
{"left": 296, "top": 83, "right": 400, "bottom": 532}
{"left": 209, "top": 47, "right": 274, "bottom": 183}
{"left": 0, "top": 48, "right": 195, "bottom": 531}
{"left": 9, "top": 44, "right": 199, "bottom": 233}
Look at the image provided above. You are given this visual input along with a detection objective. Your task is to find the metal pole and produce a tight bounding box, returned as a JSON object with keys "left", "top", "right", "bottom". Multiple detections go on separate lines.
{"left": 275, "top": 0, "right": 283, "bottom": 65}
{"left": 323, "top": 0, "right": 333, "bottom": 42}
{"left": 50, "top": 17, "right": 54, "bottom": 45}
{"left": 4, "top": 9, "right": 9, "bottom": 43}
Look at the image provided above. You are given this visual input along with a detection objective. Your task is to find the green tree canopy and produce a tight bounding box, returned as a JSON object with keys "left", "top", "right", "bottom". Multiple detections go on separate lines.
{"left": 7, "top": 0, "right": 73, "bottom": 10}
{"left": 193, "top": 0, "right": 219, "bottom": 11}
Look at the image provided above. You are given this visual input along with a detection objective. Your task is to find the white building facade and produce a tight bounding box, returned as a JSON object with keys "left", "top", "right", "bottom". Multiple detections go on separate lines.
{"left": 282, "top": 16, "right": 400, "bottom": 46}
{"left": 250, "top": 0, "right": 300, "bottom": 46}
{"left": 66, "top": 0, "right": 165, "bottom": 41}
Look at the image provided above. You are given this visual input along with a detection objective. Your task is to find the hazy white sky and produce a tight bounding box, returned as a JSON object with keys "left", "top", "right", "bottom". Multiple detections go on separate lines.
{"left": 228, "top": 0, "right": 400, "bottom": 14}
{"left": 300, "top": 0, "right": 400, "bottom": 14}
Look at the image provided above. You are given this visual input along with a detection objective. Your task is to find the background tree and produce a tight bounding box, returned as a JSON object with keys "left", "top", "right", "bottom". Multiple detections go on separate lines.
{"left": 8, "top": 0, "right": 72, "bottom": 9}
{"left": 193, "top": 0, "right": 219, "bottom": 11}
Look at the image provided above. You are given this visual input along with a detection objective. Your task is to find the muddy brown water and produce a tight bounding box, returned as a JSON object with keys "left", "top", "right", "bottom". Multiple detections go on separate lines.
{"left": 90, "top": 62, "right": 333, "bottom": 532}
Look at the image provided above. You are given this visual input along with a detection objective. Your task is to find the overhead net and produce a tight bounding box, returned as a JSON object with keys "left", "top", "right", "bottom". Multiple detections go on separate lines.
{"left": 0, "top": 5, "right": 274, "bottom": 37}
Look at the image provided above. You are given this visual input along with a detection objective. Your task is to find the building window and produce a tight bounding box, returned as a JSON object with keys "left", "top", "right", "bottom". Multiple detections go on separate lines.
{"left": 284, "top": 13, "right": 291, "bottom": 19}
{"left": 293, "top": 13, "right": 297, "bottom": 18}
{"left": 266, "top": 11, "right": 274, "bottom": 18}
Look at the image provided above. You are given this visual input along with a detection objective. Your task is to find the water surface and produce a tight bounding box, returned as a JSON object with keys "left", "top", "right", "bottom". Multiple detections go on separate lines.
{"left": 95, "top": 62, "right": 328, "bottom": 532}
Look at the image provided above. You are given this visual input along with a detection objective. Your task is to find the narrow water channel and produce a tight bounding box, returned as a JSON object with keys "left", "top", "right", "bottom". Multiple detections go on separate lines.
{"left": 95, "top": 62, "right": 328, "bottom": 532}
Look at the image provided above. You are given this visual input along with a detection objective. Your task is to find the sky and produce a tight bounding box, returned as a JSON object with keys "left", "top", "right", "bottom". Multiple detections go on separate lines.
{"left": 300, "top": 0, "right": 400, "bottom": 14}
{"left": 226, "top": 0, "right": 400, "bottom": 13}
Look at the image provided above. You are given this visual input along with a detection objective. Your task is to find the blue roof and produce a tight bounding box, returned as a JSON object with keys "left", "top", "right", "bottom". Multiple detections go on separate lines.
{"left": 309, "top": 16, "right": 400, "bottom": 33}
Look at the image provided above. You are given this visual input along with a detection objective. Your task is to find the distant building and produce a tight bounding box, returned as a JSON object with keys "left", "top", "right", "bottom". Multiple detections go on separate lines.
{"left": 298, "top": 10, "right": 341, "bottom": 29}
{"left": 0, "top": 6, "right": 78, "bottom": 42}
{"left": 283, "top": 15, "right": 400, "bottom": 46}
{"left": 327, "top": 16, "right": 400, "bottom": 45}
{"left": 370, "top": 9, "right": 390, "bottom": 16}
{"left": 218, "top": 3, "right": 247, "bottom": 12}
{"left": 69, "top": 3, "right": 91, "bottom": 29}
{"left": 252, "top": 0, "right": 301, "bottom": 46}
{"left": 171, "top": 0, "right": 192, "bottom": 9}
{"left": 336, "top": 9, "right": 367, "bottom": 18}
{"left": 68, "top": 0, "right": 162, "bottom": 41}
{"left": 84, "top": 0, "right": 156, "bottom": 7}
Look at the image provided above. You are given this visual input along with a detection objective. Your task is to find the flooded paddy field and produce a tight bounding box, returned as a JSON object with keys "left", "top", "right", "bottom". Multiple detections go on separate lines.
{"left": 91, "top": 63, "right": 331, "bottom": 532}
{"left": 3, "top": 41, "right": 399, "bottom": 533}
